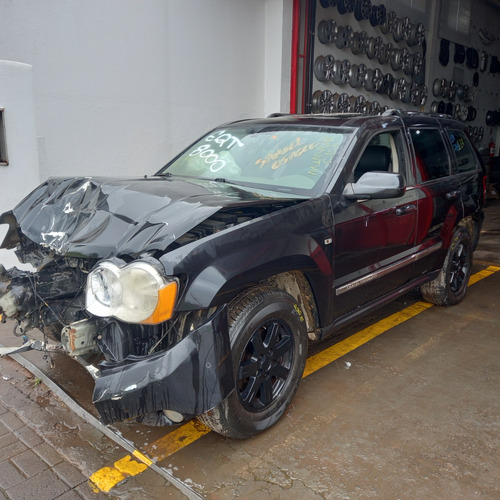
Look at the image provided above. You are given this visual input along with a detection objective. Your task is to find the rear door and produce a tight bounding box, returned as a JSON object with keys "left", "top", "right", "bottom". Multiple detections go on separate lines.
{"left": 408, "top": 125, "right": 462, "bottom": 277}
{"left": 331, "top": 128, "right": 419, "bottom": 318}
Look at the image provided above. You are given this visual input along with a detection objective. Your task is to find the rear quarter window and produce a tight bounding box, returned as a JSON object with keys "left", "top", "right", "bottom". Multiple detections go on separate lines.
{"left": 409, "top": 128, "right": 450, "bottom": 182}
{"left": 446, "top": 129, "right": 478, "bottom": 173}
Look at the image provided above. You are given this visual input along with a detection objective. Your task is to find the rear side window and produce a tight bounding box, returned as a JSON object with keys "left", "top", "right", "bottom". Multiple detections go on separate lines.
{"left": 410, "top": 128, "right": 450, "bottom": 182}
{"left": 446, "top": 129, "right": 478, "bottom": 173}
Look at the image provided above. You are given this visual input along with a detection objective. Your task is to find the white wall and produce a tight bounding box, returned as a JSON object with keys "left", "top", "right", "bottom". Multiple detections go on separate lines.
{"left": 0, "top": 61, "right": 40, "bottom": 269}
{"left": 0, "top": 0, "right": 290, "bottom": 186}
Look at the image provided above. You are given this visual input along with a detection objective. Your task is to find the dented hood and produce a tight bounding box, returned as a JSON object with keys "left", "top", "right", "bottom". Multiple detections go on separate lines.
{"left": 3, "top": 176, "right": 286, "bottom": 259}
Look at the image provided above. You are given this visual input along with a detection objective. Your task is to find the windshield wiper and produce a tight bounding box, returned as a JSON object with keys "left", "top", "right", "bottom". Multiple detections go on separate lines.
{"left": 154, "top": 172, "right": 172, "bottom": 177}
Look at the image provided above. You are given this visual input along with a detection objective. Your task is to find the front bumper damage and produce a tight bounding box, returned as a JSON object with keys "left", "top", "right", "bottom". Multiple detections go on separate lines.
{"left": 93, "top": 306, "right": 233, "bottom": 425}
{"left": 0, "top": 258, "right": 234, "bottom": 425}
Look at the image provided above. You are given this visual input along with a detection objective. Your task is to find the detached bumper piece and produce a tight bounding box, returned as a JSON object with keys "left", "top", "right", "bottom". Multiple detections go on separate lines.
{"left": 92, "top": 306, "right": 233, "bottom": 425}
{"left": 0, "top": 339, "right": 63, "bottom": 357}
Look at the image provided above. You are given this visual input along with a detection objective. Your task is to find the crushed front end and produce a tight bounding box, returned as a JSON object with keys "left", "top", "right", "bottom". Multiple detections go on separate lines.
{"left": 0, "top": 203, "right": 233, "bottom": 426}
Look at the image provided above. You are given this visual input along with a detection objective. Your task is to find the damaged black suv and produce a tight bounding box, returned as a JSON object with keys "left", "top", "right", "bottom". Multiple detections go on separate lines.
{"left": 0, "top": 111, "right": 485, "bottom": 438}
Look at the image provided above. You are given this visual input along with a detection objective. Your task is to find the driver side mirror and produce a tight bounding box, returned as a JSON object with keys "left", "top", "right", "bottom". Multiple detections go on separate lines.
{"left": 342, "top": 171, "right": 405, "bottom": 200}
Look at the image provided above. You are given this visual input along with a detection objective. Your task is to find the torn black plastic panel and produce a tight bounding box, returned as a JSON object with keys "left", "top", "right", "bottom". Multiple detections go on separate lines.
{"left": 93, "top": 306, "right": 233, "bottom": 425}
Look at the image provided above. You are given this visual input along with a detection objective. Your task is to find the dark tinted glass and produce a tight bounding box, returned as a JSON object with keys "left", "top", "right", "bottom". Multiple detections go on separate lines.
{"left": 446, "top": 129, "right": 478, "bottom": 173}
{"left": 410, "top": 128, "right": 450, "bottom": 181}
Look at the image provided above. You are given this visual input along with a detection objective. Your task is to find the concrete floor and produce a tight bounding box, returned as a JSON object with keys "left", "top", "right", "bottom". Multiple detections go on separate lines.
{"left": 0, "top": 200, "right": 499, "bottom": 499}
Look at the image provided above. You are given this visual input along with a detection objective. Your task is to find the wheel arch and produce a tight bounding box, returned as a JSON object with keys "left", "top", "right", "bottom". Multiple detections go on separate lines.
{"left": 458, "top": 213, "right": 483, "bottom": 250}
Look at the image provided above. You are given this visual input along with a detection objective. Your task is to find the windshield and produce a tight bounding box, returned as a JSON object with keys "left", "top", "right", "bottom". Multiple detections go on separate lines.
{"left": 157, "top": 124, "right": 354, "bottom": 195}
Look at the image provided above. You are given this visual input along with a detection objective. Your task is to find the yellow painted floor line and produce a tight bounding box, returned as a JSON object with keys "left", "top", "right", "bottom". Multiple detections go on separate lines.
{"left": 89, "top": 265, "right": 500, "bottom": 492}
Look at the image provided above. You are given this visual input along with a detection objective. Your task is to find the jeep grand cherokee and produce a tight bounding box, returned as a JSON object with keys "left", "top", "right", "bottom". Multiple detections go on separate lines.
{"left": 0, "top": 110, "right": 485, "bottom": 438}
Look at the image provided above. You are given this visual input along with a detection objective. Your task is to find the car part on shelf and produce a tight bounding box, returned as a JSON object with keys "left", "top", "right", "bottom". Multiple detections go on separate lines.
{"left": 312, "top": 89, "right": 334, "bottom": 113}
{"left": 314, "top": 55, "right": 329, "bottom": 82}
{"left": 371, "top": 68, "right": 384, "bottom": 92}
{"left": 366, "top": 37, "right": 376, "bottom": 59}
{"left": 439, "top": 38, "right": 450, "bottom": 66}
{"left": 340, "top": 59, "right": 351, "bottom": 84}
{"left": 332, "top": 59, "right": 343, "bottom": 84}
{"left": 378, "top": 42, "right": 392, "bottom": 65}
{"left": 448, "top": 80, "right": 457, "bottom": 101}
{"left": 369, "top": 4, "right": 386, "bottom": 26}
{"left": 407, "top": 23, "right": 425, "bottom": 46}
{"left": 480, "top": 51, "right": 488, "bottom": 72}
{"left": 335, "top": 25, "right": 352, "bottom": 49}
{"left": 368, "top": 100, "right": 382, "bottom": 115}
{"left": 337, "top": 0, "right": 355, "bottom": 15}
{"left": 401, "top": 48, "right": 412, "bottom": 75}
{"left": 411, "top": 52, "right": 423, "bottom": 76}
{"left": 354, "top": 94, "right": 367, "bottom": 113}
{"left": 378, "top": 73, "right": 394, "bottom": 95}
{"left": 410, "top": 83, "right": 428, "bottom": 106}
{"left": 318, "top": 19, "right": 338, "bottom": 44}
{"left": 393, "top": 17, "right": 404, "bottom": 42}
{"left": 348, "top": 63, "right": 367, "bottom": 89}
{"left": 401, "top": 17, "right": 412, "bottom": 42}
{"left": 380, "top": 10, "right": 396, "bottom": 34}
{"left": 390, "top": 48, "right": 402, "bottom": 71}
{"left": 354, "top": 0, "right": 371, "bottom": 22}
{"left": 336, "top": 92, "right": 351, "bottom": 112}
{"left": 433, "top": 78, "right": 441, "bottom": 97}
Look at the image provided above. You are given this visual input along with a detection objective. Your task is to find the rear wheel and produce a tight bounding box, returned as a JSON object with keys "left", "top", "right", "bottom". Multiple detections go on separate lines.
{"left": 421, "top": 227, "right": 473, "bottom": 306}
{"left": 198, "top": 287, "right": 308, "bottom": 439}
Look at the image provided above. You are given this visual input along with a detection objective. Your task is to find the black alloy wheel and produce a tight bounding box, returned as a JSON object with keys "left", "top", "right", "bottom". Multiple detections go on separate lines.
{"left": 421, "top": 227, "right": 473, "bottom": 306}
{"left": 237, "top": 318, "right": 294, "bottom": 412}
{"left": 198, "top": 287, "right": 308, "bottom": 439}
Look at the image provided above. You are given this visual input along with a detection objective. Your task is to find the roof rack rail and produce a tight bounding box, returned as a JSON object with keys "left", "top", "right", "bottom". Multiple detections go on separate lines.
{"left": 381, "top": 109, "right": 405, "bottom": 117}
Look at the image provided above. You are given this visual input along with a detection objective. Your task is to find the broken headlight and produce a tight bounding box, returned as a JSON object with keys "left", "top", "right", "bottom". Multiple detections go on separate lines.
{"left": 86, "top": 261, "right": 177, "bottom": 324}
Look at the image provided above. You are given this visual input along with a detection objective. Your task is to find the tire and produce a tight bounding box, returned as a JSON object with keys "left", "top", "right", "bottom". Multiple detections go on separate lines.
{"left": 421, "top": 228, "right": 473, "bottom": 306}
{"left": 198, "top": 287, "right": 308, "bottom": 439}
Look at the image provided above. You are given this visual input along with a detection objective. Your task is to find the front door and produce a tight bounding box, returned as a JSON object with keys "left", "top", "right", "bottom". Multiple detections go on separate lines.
{"left": 331, "top": 129, "right": 419, "bottom": 318}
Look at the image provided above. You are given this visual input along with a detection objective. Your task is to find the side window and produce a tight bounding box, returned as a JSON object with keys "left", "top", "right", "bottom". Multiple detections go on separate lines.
{"left": 353, "top": 131, "right": 406, "bottom": 182}
{"left": 410, "top": 128, "right": 450, "bottom": 181}
{"left": 446, "top": 129, "right": 478, "bottom": 173}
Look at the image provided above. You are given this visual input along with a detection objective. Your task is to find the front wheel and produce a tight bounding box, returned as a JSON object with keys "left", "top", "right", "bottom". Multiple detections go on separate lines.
{"left": 198, "top": 287, "right": 308, "bottom": 439}
{"left": 421, "top": 227, "right": 473, "bottom": 306}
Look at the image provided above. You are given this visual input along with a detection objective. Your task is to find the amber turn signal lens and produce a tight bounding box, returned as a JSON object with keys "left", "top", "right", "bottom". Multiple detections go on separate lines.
{"left": 141, "top": 280, "right": 178, "bottom": 325}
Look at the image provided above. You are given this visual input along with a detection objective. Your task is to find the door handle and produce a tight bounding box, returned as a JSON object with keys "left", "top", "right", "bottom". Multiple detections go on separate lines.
{"left": 395, "top": 204, "right": 417, "bottom": 216}
{"left": 446, "top": 190, "right": 461, "bottom": 200}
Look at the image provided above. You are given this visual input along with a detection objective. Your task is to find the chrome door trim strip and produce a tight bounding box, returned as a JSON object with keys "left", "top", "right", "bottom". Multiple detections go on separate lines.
{"left": 335, "top": 242, "right": 442, "bottom": 296}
